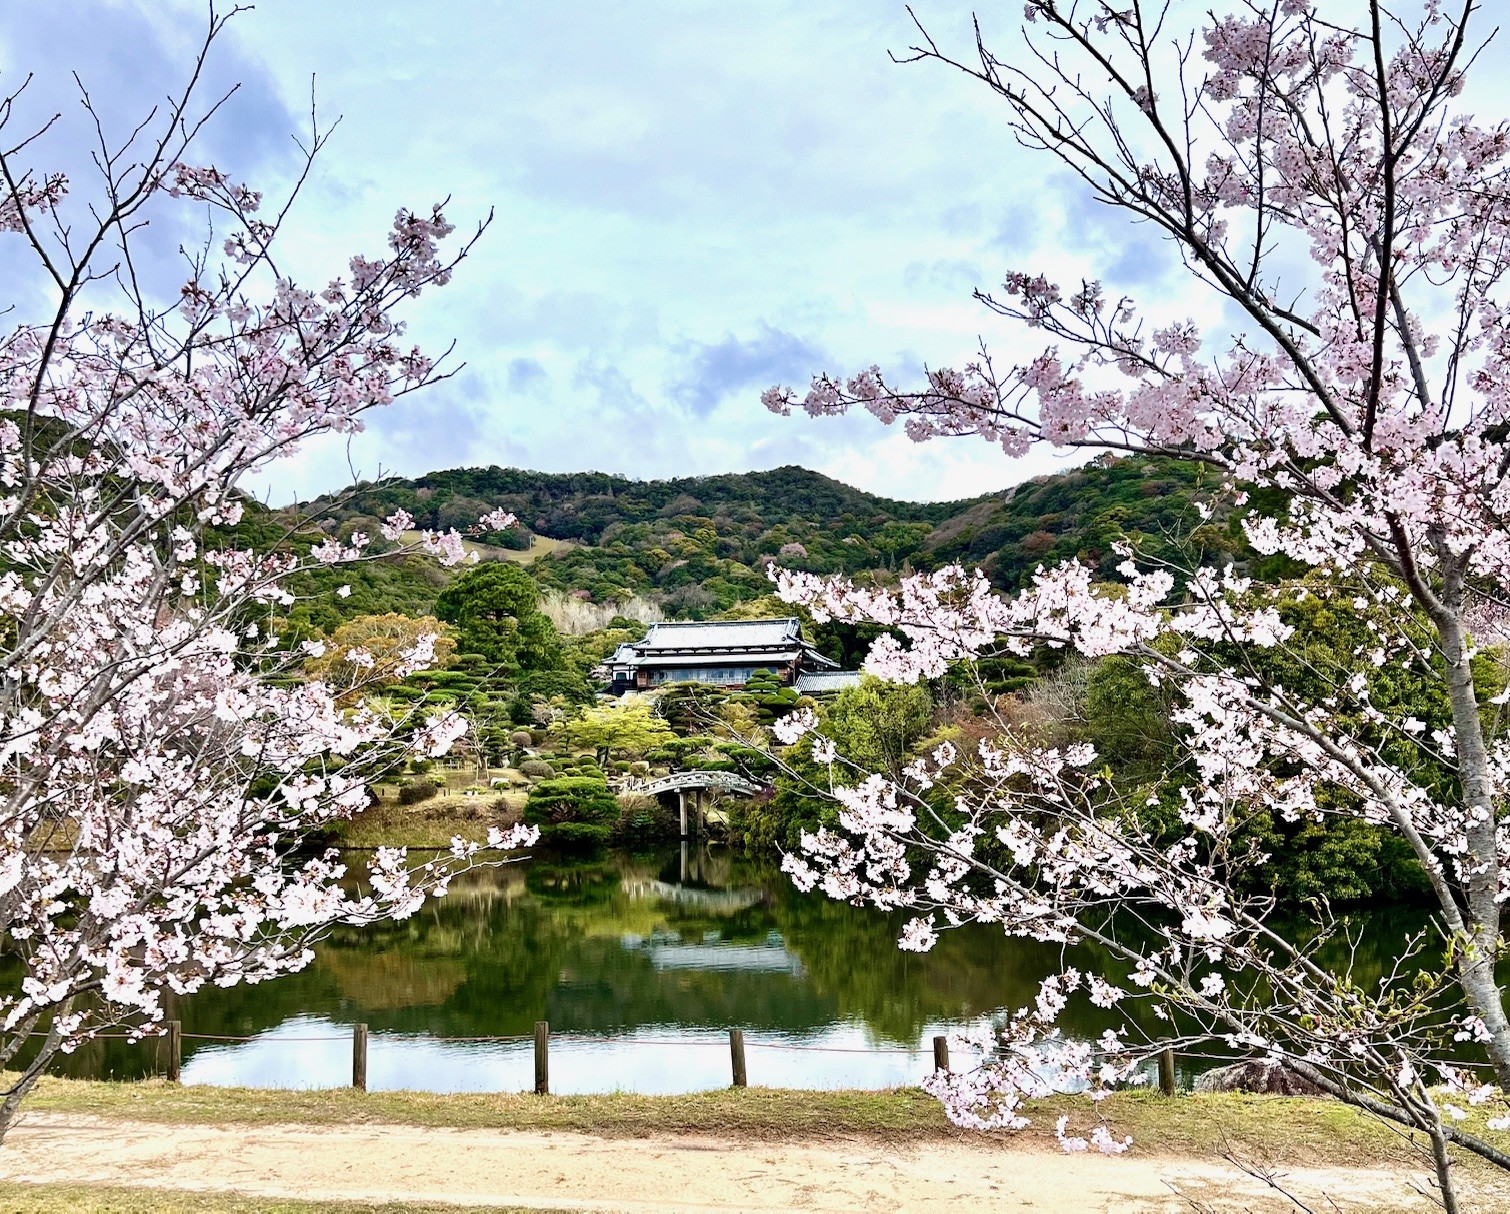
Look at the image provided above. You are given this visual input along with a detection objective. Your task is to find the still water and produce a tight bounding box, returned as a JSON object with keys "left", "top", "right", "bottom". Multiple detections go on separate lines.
{"left": 52, "top": 846, "right": 1430, "bottom": 1094}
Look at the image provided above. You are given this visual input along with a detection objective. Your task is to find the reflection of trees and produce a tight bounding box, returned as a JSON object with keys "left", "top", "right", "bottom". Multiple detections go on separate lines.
{"left": 526, "top": 858, "right": 621, "bottom": 905}
{"left": 757, "top": 868, "right": 1064, "bottom": 1043}
{"left": 21, "top": 962, "right": 340, "bottom": 1081}
{"left": 548, "top": 935, "right": 835, "bottom": 1032}
{"left": 28, "top": 850, "right": 1487, "bottom": 1082}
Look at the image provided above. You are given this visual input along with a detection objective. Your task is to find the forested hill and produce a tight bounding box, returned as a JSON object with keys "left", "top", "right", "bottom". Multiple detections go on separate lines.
{"left": 296, "top": 454, "right": 1254, "bottom": 622}
{"left": 310, "top": 464, "right": 979, "bottom": 544}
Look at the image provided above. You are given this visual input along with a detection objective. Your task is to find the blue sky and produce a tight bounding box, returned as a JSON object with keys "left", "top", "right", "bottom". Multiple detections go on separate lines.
{"left": 0, "top": 1, "right": 1203, "bottom": 504}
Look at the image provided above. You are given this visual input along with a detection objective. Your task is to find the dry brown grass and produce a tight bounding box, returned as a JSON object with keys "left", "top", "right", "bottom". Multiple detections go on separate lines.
{"left": 346, "top": 782, "right": 526, "bottom": 848}
{"left": 493, "top": 534, "right": 575, "bottom": 566}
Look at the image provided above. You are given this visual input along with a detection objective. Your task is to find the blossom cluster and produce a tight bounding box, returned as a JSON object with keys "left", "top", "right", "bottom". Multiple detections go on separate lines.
{"left": 0, "top": 34, "right": 525, "bottom": 1131}
{"left": 764, "top": 0, "right": 1510, "bottom": 1170}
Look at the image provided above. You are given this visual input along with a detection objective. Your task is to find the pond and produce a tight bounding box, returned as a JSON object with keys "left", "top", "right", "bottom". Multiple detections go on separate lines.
{"left": 49, "top": 845, "right": 1436, "bottom": 1095}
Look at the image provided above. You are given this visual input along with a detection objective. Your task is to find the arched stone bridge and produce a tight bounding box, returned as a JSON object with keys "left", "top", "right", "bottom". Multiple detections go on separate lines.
{"left": 627, "top": 770, "right": 764, "bottom": 798}
{"left": 620, "top": 770, "right": 765, "bottom": 837}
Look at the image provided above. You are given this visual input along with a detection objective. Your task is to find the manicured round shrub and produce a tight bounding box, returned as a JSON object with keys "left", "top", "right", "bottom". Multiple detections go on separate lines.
{"left": 524, "top": 776, "right": 619, "bottom": 826}
{"left": 396, "top": 779, "right": 441, "bottom": 806}
{"left": 518, "top": 759, "right": 556, "bottom": 780}
{"left": 540, "top": 821, "right": 611, "bottom": 851}
{"left": 525, "top": 774, "right": 619, "bottom": 850}
{"left": 684, "top": 756, "right": 735, "bottom": 773}
{"left": 424, "top": 671, "right": 474, "bottom": 688}
{"left": 509, "top": 730, "right": 534, "bottom": 748}
{"left": 553, "top": 755, "right": 604, "bottom": 780}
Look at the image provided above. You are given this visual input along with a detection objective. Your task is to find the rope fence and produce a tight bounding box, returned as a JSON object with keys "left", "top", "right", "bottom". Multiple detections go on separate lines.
{"left": 42, "top": 1028, "right": 922, "bottom": 1051}
{"left": 77, "top": 1021, "right": 1183, "bottom": 1097}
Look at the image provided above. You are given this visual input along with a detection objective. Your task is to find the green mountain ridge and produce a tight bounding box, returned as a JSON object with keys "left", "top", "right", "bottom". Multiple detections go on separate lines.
{"left": 286, "top": 454, "right": 1250, "bottom": 627}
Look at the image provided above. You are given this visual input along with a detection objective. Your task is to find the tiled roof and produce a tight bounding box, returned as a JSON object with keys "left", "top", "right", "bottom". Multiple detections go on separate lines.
{"left": 604, "top": 617, "right": 838, "bottom": 673}
{"left": 630, "top": 650, "right": 802, "bottom": 668}
{"left": 636, "top": 619, "right": 802, "bottom": 651}
{"left": 796, "top": 670, "right": 864, "bottom": 694}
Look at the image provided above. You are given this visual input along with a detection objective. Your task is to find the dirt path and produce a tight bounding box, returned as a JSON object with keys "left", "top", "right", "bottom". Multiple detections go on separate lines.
{"left": 0, "top": 1112, "right": 1493, "bottom": 1212}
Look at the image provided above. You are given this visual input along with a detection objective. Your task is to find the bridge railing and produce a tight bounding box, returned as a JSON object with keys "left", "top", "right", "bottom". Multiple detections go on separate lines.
{"left": 617, "top": 771, "right": 764, "bottom": 797}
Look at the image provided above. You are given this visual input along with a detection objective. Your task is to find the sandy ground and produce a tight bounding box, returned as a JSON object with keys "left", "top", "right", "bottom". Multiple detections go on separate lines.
{"left": 0, "top": 1112, "right": 1497, "bottom": 1213}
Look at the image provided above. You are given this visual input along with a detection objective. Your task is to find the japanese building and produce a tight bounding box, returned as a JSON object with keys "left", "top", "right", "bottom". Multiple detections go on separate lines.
{"left": 603, "top": 617, "right": 859, "bottom": 693}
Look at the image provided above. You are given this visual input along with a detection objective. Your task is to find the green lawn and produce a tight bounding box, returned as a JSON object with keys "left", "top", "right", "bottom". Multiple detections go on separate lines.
{"left": 0, "top": 1185, "right": 566, "bottom": 1214}
{"left": 11, "top": 1076, "right": 1445, "bottom": 1168}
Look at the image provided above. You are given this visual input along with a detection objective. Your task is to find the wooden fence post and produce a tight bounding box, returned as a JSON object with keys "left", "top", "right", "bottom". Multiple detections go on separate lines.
{"left": 729, "top": 1029, "right": 747, "bottom": 1088}
{"left": 932, "top": 1035, "right": 949, "bottom": 1074}
{"left": 352, "top": 1023, "right": 368, "bottom": 1092}
{"left": 1158, "top": 1048, "right": 1177, "bottom": 1096}
{"left": 534, "top": 1021, "right": 550, "bottom": 1095}
{"left": 166, "top": 1020, "right": 182, "bottom": 1083}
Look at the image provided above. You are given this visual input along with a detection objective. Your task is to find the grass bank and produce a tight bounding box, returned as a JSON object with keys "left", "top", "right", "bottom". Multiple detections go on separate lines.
{"left": 334, "top": 794, "right": 522, "bottom": 849}
{"left": 12, "top": 1076, "right": 1445, "bottom": 1168}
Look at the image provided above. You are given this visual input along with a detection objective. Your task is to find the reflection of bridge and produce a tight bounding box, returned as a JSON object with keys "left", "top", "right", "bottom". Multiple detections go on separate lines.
{"left": 621, "top": 770, "right": 765, "bottom": 838}
{"left": 621, "top": 879, "right": 763, "bottom": 913}
{"left": 632, "top": 941, "right": 804, "bottom": 975}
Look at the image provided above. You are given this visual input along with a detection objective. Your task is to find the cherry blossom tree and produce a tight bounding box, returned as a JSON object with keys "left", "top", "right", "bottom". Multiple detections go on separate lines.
{"left": 767, "top": 2, "right": 1510, "bottom": 1205}
{"left": 0, "top": 7, "right": 533, "bottom": 1136}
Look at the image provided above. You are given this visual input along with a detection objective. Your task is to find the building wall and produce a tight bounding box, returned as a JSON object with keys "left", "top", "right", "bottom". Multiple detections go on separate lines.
{"left": 643, "top": 664, "right": 783, "bottom": 686}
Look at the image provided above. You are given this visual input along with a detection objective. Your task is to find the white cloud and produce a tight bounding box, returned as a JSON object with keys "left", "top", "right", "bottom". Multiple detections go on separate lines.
{"left": 14, "top": 1, "right": 1459, "bottom": 506}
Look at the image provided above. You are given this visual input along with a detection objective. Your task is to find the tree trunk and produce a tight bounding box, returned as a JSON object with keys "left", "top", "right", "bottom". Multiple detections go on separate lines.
{"left": 1437, "top": 610, "right": 1510, "bottom": 1088}
{"left": 1431, "top": 1123, "right": 1462, "bottom": 1214}
{"left": 0, "top": 1021, "right": 65, "bottom": 1146}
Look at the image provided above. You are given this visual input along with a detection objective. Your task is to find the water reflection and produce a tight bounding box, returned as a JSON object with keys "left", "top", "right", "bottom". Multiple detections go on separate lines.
{"left": 48, "top": 845, "right": 1072, "bottom": 1090}
{"left": 622, "top": 931, "right": 807, "bottom": 976}
{"left": 38, "top": 846, "right": 1453, "bottom": 1094}
{"left": 178, "top": 1016, "right": 946, "bottom": 1095}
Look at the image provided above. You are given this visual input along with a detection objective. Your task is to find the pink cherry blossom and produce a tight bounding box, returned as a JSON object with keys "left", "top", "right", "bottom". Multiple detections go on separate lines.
{"left": 0, "top": 12, "right": 524, "bottom": 1140}
{"left": 768, "top": 2, "right": 1510, "bottom": 1198}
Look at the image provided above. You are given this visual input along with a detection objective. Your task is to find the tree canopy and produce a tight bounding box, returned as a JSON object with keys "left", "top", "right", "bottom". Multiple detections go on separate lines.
{"left": 435, "top": 562, "right": 564, "bottom": 674}
{"left": 303, "top": 613, "right": 456, "bottom": 704}
{"left": 760, "top": 3, "right": 1510, "bottom": 1202}
{"left": 552, "top": 700, "right": 676, "bottom": 765}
